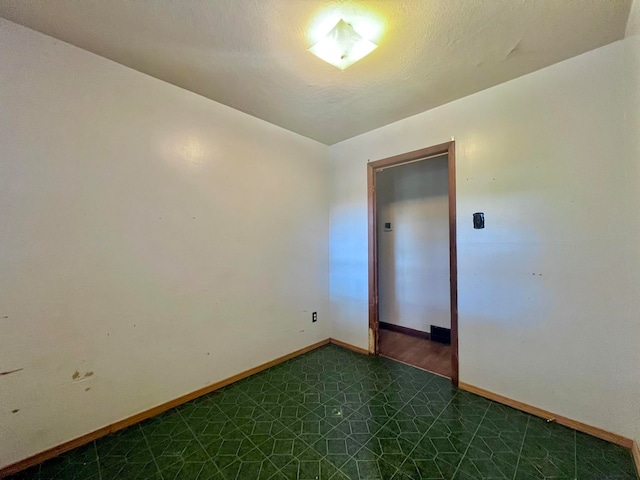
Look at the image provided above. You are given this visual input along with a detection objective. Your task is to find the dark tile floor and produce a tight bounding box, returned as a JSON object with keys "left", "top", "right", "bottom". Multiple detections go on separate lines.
{"left": 8, "top": 345, "right": 638, "bottom": 480}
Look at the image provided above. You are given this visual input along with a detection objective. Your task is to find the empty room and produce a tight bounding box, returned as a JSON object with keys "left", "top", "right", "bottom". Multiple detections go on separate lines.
{"left": 1, "top": 1, "right": 639, "bottom": 479}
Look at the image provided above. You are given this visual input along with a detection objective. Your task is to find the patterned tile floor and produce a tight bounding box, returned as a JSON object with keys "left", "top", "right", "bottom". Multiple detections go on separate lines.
{"left": 8, "top": 345, "right": 638, "bottom": 479}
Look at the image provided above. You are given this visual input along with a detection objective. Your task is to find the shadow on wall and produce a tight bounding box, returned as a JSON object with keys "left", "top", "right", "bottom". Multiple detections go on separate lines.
{"left": 329, "top": 201, "right": 369, "bottom": 337}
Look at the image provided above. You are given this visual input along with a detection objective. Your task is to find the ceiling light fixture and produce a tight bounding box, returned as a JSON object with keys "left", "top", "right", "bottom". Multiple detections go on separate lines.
{"left": 308, "top": 19, "right": 377, "bottom": 70}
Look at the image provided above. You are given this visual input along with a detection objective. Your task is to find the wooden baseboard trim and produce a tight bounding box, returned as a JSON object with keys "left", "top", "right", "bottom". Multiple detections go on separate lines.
{"left": 329, "top": 338, "right": 369, "bottom": 355}
{"left": 0, "top": 338, "right": 331, "bottom": 477}
{"left": 379, "top": 322, "right": 431, "bottom": 340}
{"left": 459, "top": 382, "right": 633, "bottom": 449}
{"left": 632, "top": 441, "right": 640, "bottom": 479}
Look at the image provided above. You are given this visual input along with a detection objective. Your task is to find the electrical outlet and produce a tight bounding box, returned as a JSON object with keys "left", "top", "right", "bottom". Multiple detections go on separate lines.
{"left": 312, "top": 312, "right": 317, "bottom": 323}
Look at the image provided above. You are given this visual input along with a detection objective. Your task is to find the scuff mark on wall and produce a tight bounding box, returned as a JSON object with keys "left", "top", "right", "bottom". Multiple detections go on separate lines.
{"left": 0, "top": 368, "right": 23, "bottom": 376}
{"left": 506, "top": 39, "right": 522, "bottom": 59}
{"left": 11, "top": 409, "right": 19, "bottom": 414}
{"left": 84, "top": 387, "right": 91, "bottom": 392}
{"left": 72, "top": 370, "right": 94, "bottom": 381}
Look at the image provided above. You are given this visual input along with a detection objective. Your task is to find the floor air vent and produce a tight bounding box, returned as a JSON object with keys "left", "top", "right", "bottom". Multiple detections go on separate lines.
{"left": 430, "top": 325, "right": 451, "bottom": 345}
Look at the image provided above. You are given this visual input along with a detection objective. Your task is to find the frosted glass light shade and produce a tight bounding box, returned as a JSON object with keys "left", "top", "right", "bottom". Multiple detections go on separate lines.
{"left": 309, "top": 19, "right": 377, "bottom": 70}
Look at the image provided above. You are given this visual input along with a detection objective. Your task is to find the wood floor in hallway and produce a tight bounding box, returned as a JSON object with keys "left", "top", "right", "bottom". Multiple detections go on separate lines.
{"left": 378, "top": 328, "right": 452, "bottom": 378}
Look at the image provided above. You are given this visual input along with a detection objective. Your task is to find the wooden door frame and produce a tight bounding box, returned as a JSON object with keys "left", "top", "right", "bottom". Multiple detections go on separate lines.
{"left": 367, "top": 141, "right": 459, "bottom": 386}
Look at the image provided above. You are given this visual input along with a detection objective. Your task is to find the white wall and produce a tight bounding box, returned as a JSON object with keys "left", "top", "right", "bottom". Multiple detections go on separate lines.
{"left": 377, "top": 157, "right": 450, "bottom": 332}
{"left": 0, "top": 19, "right": 330, "bottom": 469}
{"left": 329, "top": 36, "right": 640, "bottom": 444}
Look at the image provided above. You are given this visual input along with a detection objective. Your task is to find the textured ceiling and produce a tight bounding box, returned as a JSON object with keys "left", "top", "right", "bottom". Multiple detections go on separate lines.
{"left": 0, "top": 0, "right": 633, "bottom": 145}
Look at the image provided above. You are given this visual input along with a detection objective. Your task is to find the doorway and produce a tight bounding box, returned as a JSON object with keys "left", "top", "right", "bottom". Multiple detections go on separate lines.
{"left": 367, "top": 141, "right": 458, "bottom": 385}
